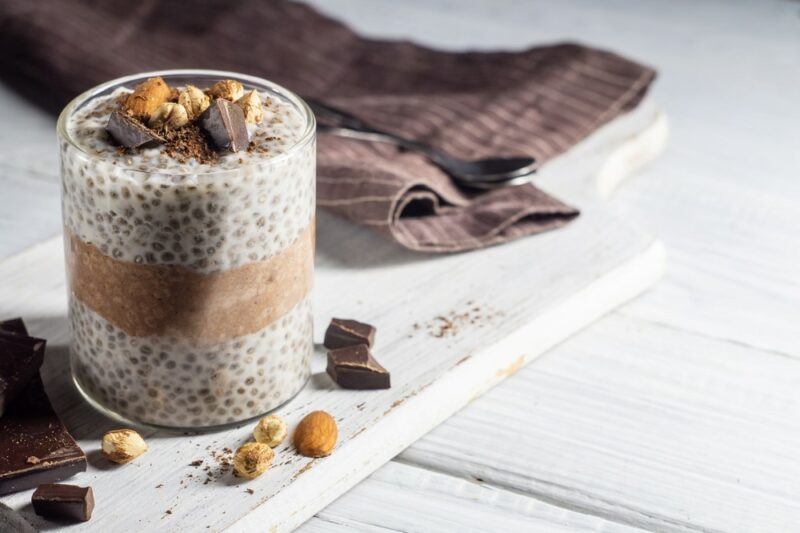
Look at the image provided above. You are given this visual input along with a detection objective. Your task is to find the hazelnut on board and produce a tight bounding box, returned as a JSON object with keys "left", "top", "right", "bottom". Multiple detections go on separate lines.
{"left": 178, "top": 85, "right": 210, "bottom": 120}
{"left": 101, "top": 429, "right": 148, "bottom": 464}
{"left": 235, "top": 90, "right": 264, "bottom": 124}
{"left": 148, "top": 102, "right": 189, "bottom": 129}
{"left": 233, "top": 442, "right": 274, "bottom": 479}
{"left": 253, "top": 414, "right": 287, "bottom": 447}
{"left": 122, "top": 77, "right": 172, "bottom": 118}
{"left": 293, "top": 411, "right": 338, "bottom": 458}
{"left": 208, "top": 79, "right": 244, "bottom": 102}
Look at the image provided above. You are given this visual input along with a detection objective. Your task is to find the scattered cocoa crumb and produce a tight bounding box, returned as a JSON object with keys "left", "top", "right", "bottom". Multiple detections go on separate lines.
{"left": 193, "top": 447, "right": 235, "bottom": 485}
{"left": 155, "top": 484, "right": 164, "bottom": 489}
{"left": 421, "top": 305, "right": 504, "bottom": 338}
{"left": 165, "top": 509, "right": 172, "bottom": 515}
{"left": 245, "top": 488, "right": 254, "bottom": 495}
{"left": 433, "top": 316, "right": 455, "bottom": 337}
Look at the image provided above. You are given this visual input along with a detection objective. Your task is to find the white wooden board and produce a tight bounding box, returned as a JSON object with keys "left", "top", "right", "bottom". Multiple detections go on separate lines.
{"left": 0, "top": 98, "right": 665, "bottom": 531}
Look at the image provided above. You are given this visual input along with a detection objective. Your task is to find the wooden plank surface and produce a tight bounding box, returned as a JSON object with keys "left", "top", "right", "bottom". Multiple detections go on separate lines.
{"left": 0, "top": 93, "right": 664, "bottom": 531}
{"left": 402, "top": 315, "right": 800, "bottom": 532}
{"left": 302, "top": 462, "right": 647, "bottom": 533}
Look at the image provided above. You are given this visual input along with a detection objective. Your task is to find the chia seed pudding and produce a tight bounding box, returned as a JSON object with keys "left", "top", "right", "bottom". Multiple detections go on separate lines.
{"left": 57, "top": 71, "right": 316, "bottom": 428}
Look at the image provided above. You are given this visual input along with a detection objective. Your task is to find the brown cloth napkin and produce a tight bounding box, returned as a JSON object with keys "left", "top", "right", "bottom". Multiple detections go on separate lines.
{"left": 0, "top": 1, "right": 655, "bottom": 252}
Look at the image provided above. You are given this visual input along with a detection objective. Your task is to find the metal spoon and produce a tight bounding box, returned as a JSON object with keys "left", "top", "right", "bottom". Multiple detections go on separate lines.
{"left": 308, "top": 99, "right": 537, "bottom": 188}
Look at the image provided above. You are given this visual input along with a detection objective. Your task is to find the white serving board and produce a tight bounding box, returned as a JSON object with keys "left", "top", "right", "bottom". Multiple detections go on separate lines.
{"left": 0, "top": 99, "right": 667, "bottom": 532}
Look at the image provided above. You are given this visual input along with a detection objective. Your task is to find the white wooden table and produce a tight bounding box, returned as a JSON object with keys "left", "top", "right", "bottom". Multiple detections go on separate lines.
{"left": 1, "top": 1, "right": 798, "bottom": 531}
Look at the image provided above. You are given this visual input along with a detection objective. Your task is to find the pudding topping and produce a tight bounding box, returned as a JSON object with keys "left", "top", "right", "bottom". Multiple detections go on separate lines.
{"left": 105, "top": 77, "right": 265, "bottom": 163}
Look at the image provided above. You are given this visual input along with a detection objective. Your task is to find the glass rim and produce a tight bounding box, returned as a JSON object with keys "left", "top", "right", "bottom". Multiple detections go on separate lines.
{"left": 56, "top": 69, "right": 316, "bottom": 176}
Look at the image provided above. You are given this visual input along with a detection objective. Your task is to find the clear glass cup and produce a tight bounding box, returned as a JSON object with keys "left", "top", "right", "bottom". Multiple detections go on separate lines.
{"left": 57, "top": 70, "right": 316, "bottom": 429}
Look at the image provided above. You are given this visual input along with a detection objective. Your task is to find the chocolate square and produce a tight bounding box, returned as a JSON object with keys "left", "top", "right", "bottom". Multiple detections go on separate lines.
{"left": 32, "top": 484, "right": 94, "bottom": 522}
{"left": 326, "top": 344, "right": 390, "bottom": 390}
{"left": 106, "top": 110, "right": 164, "bottom": 149}
{"left": 324, "top": 318, "right": 376, "bottom": 350}
{"left": 199, "top": 98, "right": 249, "bottom": 153}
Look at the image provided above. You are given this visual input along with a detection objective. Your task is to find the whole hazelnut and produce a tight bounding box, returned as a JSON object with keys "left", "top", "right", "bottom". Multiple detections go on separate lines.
{"left": 235, "top": 90, "right": 264, "bottom": 124}
{"left": 253, "top": 415, "right": 287, "bottom": 447}
{"left": 148, "top": 102, "right": 189, "bottom": 129}
{"left": 233, "top": 442, "right": 274, "bottom": 479}
{"left": 101, "top": 429, "right": 148, "bottom": 464}
{"left": 208, "top": 79, "right": 244, "bottom": 102}
{"left": 178, "top": 85, "right": 210, "bottom": 120}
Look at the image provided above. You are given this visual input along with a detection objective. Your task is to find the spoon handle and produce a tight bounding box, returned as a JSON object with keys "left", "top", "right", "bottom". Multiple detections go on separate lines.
{"left": 307, "top": 99, "right": 444, "bottom": 161}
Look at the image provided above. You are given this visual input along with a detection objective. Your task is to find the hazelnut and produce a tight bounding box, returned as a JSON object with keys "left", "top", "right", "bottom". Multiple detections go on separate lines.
{"left": 101, "top": 429, "right": 148, "bottom": 464}
{"left": 233, "top": 442, "right": 274, "bottom": 479}
{"left": 235, "top": 90, "right": 264, "bottom": 124}
{"left": 208, "top": 79, "right": 244, "bottom": 102}
{"left": 253, "top": 414, "right": 287, "bottom": 447}
{"left": 178, "top": 85, "right": 210, "bottom": 120}
{"left": 293, "top": 411, "right": 338, "bottom": 458}
{"left": 122, "top": 77, "right": 172, "bottom": 118}
{"left": 148, "top": 102, "right": 189, "bottom": 129}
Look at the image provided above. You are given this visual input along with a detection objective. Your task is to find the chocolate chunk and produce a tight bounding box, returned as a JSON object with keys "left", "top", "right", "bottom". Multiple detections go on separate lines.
{"left": 326, "top": 344, "right": 390, "bottom": 390}
{"left": 0, "top": 317, "right": 28, "bottom": 336}
{"left": 0, "top": 502, "right": 36, "bottom": 533}
{"left": 106, "top": 110, "right": 165, "bottom": 149}
{"left": 0, "top": 375, "right": 87, "bottom": 495}
{"left": 324, "top": 318, "right": 376, "bottom": 350}
{"left": 32, "top": 484, "right": 94, "bottom": 522}
{"left": 199, "top": 98, "right": 249, "bottom": 152}
{"left": 0, "top": 320, "right": 45, "bottom": 417}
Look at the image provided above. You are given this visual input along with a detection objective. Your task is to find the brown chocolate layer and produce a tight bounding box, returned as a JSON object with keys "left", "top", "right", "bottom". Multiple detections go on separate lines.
{"left": 66, "top": 223, "right": 314, "bottom": 343}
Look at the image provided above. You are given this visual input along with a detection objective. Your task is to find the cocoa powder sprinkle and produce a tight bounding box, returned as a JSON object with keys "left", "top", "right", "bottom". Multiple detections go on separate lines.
{"left": 158, "top": 124, "right": 218, "bottom": 164}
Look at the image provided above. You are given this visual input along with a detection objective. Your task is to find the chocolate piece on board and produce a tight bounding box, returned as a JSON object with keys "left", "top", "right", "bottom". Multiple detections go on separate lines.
{"left": 0, "top": 317, "right": 28, "bottom": 336}
{"left": 32, "top": 483, "right": 94, "bottom": 522}
{"left": 0, "top": 320, "right": 45, "bottom": 416}
{"left": 0, "top": 375, "right": 87, "bottom": 495}
{"left": 326, "top": 344, "right": 390, "bottom": 390}
{"left": 323, "top": 318, "right": 376, "bottom": 349}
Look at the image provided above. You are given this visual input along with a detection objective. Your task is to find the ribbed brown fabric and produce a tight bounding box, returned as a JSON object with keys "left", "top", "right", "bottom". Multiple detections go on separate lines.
{"left": 0, "top": 0, "right": 655, "bottom": 252}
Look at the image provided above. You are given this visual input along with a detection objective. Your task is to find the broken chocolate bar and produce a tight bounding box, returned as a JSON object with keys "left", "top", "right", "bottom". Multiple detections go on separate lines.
{"left": 0, "top": 317, "right": 28, "bottom": 336}
{"left": 32, "top": 484, "right": 94, "bottom": 522}
{"left": 106, "top": 110, "right": 165, "bottom": 149}
{"left": 0, "top": 375, "right": 87, "bottom": 495}
{"left": 0, "top": 502, "right": 36, "bottom": 533}
{"left": 324, "top": 318, "right": 376, "bottom": 350}
{"left": 327, "top": 344, "right": 390, "bottom": 390}
{"left": 199, "top": 98, "right": 249, "bottom": 152}
{"left": 0, "top": 319, "right": 45, "bottom": 416}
